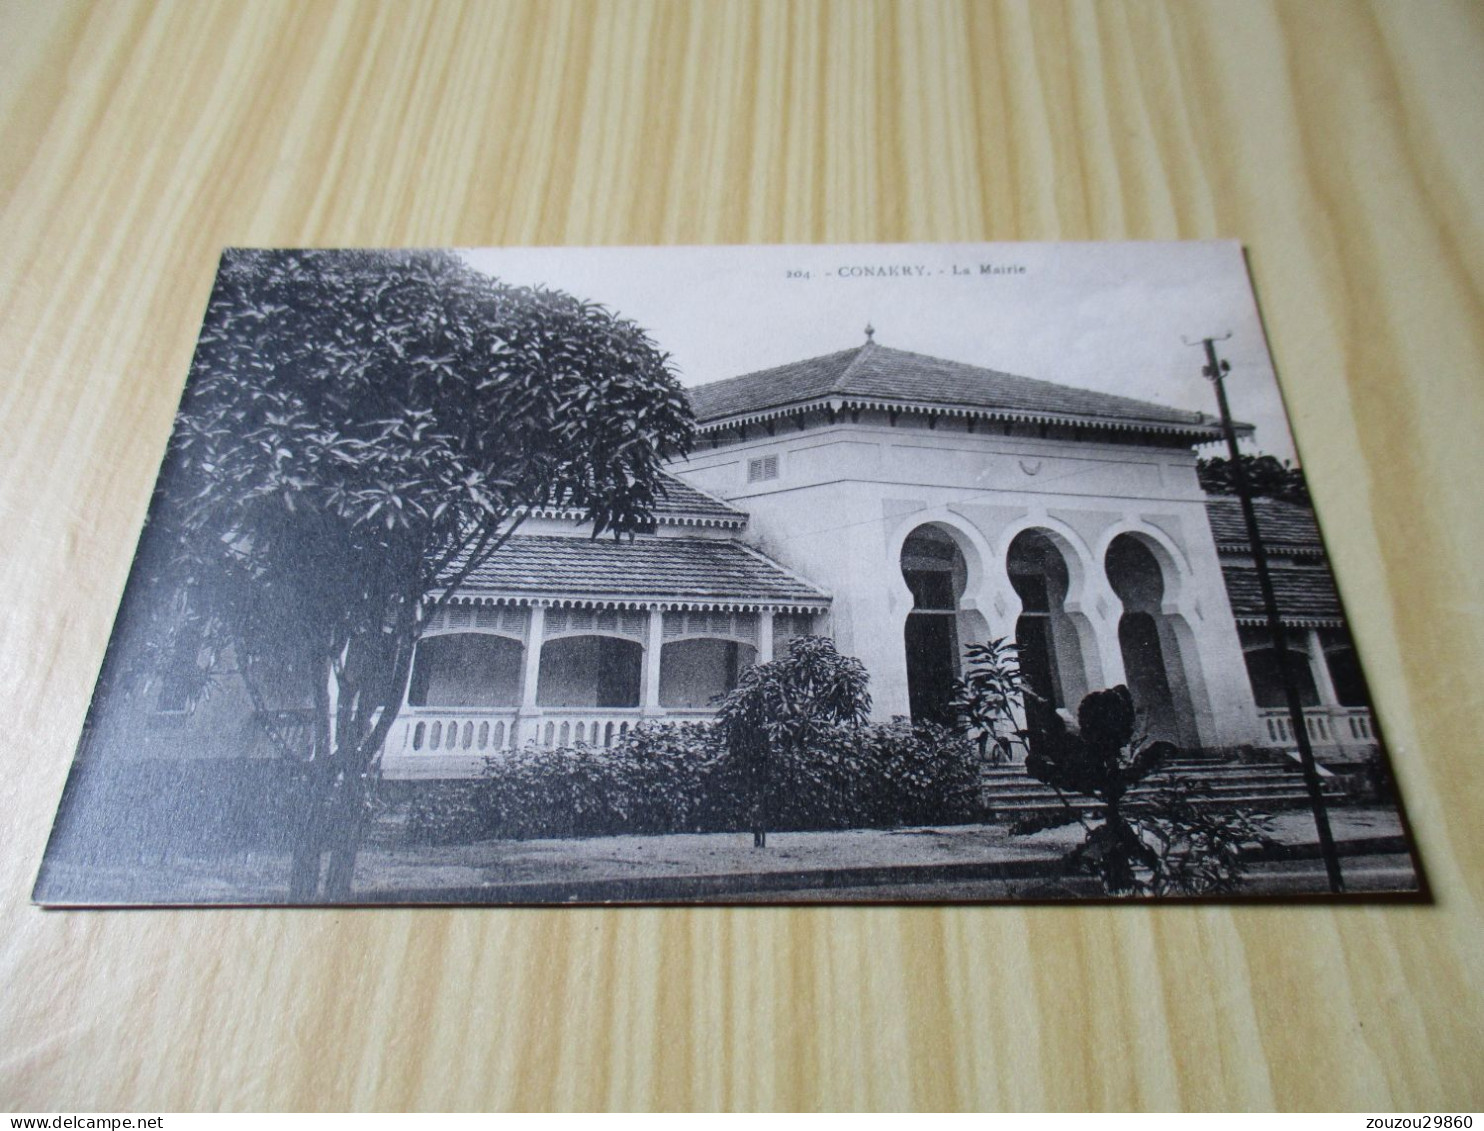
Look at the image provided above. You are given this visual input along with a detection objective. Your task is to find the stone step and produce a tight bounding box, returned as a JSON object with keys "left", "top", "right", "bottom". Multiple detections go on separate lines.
{"left": 1163, "top": 761, "right": 1295, "bottom": 772}
{"left": 981, "top": 781, "right": 1306, "bottom": 798}
{"left": 980, "top": 756, "right": 1342, "bottom": 817}
{"left": 985, "top": 759, "right": 1311, "bottom": 777}
{"left": 981, "top": 783, "right": 1326, "bottom": 806}
{"left": 986, "top": 792, "right": 1321, "bottom": 818}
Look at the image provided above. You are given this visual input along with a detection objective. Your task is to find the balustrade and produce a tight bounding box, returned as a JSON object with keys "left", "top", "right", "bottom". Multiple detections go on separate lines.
{"left": 1258, "top": 705, "right": 1375, "bottom": 752}
{"left": 385, "top": 706, "right": 717, "bottom": 762}
{"left": 388, "top": 710, "right": 519, "bottom": 756}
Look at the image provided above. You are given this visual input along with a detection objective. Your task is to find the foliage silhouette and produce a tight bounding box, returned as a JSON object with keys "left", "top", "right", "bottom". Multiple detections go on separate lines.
{"left": 1197, "top": 453, "right": 1309, "bottom": 505}
{"left": 1021, "top": 686, "right": 1167, "bottom": 892}
{"left": 107, "top": 249, "right": 694, "bottom": 898}
{"left": 1017, "top": 686, "right": 1271, "bottom": 895}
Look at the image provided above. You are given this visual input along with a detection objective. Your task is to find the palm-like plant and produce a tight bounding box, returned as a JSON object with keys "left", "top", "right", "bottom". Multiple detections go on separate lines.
{"left": 1022, "top": 685, "right": 1184, "bottom": 894}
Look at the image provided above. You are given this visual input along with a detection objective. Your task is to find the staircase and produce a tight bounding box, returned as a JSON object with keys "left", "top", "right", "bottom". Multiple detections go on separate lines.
{"left": 980, "top": 751, "right": 1344, "bottom": 823}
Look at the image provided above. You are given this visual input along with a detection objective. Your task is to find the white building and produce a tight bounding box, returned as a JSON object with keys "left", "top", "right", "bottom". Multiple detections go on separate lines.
{"left": 384, "top": 334, "right": 1379, "bottom": 778}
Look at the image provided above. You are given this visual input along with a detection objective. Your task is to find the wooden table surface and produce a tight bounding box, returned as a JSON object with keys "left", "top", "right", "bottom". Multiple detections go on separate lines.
{"left": 3, "top": 0, "right": 1482, "bottom": 1112}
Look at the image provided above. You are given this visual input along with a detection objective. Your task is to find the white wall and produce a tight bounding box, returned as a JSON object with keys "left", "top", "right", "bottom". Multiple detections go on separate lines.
{"left": 670, "top": 413, "right": 1262, "bottom": 748}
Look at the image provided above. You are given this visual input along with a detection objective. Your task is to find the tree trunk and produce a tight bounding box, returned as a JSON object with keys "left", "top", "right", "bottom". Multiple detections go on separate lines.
{"left": 287, "top": 844, "right": 322, "bottom": 901}
{"left": 751, "top": 735, "right": 768, "bottom": 849}
{"left": 287, "top": 658, "right": 340, "bottom": 901}
{"left": 285, "top": 763, "right": 372, "bottom": 900}
{"left": 323, "top": 768, "right": 370, "bottom": 899}
{"left": 287, "top": 761, "right": 331, "bottom": 901}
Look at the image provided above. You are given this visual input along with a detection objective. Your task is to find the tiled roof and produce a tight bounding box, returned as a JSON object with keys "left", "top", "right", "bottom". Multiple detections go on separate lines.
{"left": 687, "top": 341, "right": 1233, "bottom": 438}
{"left": 1208, "top": 498, "right": 1344, "bottom": 624}
{"left": 1206, "top": 497, "right": 1323, "bottom": 553}
{"left": 532, "top": 471, "right": 745, "bottom": 527}
{"left": 651, "top": 472, "right": 747, "bottom": 524}
{"left": 454, "top": 535, "right": 829, "bottom": 607}
{"left": 1220, "top": 563, "right": 1344, "bottom": 626}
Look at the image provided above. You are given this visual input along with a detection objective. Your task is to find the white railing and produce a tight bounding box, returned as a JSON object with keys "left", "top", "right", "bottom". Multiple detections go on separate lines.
{"left": 387, "top": 709, "right": 520, "bottom": 756}
{"left": 384, "top": 705, "right": 719, "bottom": 760}
{"left": 529, "top": 711, "right": 640, "bottom": 749}
{"left": 1259, "top": 706, "right": 1375, "bottom": 750}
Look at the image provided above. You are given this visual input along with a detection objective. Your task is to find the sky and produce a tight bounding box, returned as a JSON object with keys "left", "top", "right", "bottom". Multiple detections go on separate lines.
{"left": 462, "top": 241, "right": 1296, "bottom": 461}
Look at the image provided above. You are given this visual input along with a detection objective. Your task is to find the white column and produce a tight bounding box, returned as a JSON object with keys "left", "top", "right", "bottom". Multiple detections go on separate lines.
{"left": 1078, "top": 577, "right": 1127, "bottom": 692}
{"left": 642, "top": 607, "right": 665, "bottom": 713}
{"left": 1087, "top": 611, "right": 1127, "bottom": 691}
{"left": 520, "top": 605, "right": 545, "bottom": 708}
{"left": 513, "top": 604, "right": 545, "bottom": 748}
{"left": 1306, "top": 627, "right": 1340, "bottom": 707}
{"left": 757, "top": 609, "right": 775, "bottom": 663}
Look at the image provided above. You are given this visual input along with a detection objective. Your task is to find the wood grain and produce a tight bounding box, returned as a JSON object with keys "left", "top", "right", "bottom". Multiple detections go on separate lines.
{"left": 3, "top": 0, "right": 1482, "bottom": 1111}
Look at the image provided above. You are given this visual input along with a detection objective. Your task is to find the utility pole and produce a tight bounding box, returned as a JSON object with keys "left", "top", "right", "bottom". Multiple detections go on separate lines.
{"left": 1197, "top": 336, "right": 1344, "bottom": 893}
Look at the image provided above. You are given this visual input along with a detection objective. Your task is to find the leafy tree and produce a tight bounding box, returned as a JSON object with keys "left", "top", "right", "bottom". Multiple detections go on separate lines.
{"left": 950, "top": 637, "right": 1032, "bottom": 764}
{"left": 715, "top": 635, "right": 871, "bottom": 847}
{"left": 1197, "top": 453, "right": 1310, "bottom": 505}
{"left": 120, "top": 248, "right": 693, "bottom": 898}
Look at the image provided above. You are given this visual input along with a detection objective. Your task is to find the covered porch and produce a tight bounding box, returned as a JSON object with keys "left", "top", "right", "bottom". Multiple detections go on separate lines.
{"left": 1235, "top": 614, "right": 1379, "bottom": 765}
{"left": 381, "top": 533, "right": 830, "bottom": 778}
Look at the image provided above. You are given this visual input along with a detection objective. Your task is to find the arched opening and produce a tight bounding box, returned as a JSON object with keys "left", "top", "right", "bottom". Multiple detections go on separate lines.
{"left": 537, "top": 636, "right": 643, "bottom": 708}
{"left": 1237, "top": 626, "right": 1319, "bottom": 708}
{"left": 407, "top": 633, "right": 523, "bottom": 707}
{"left": 1320, "top": 628, "right": 1369, "bottom": 706}
{"left": 1104, "top": 534, "right": 1193, "bottom": 744}
{"left": 659, "top": 638, "right": 758, "bottom": 708}
{"left": 901, "top": 524, "right": 967, "bottom": 725}
{"left": 1007, "top": 529, "right": 1086, "bottom": 740}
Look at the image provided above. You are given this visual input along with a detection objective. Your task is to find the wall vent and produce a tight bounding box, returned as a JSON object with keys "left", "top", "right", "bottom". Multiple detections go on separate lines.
{"left": 747, "top": 454, "right": 779, "bottom": 483}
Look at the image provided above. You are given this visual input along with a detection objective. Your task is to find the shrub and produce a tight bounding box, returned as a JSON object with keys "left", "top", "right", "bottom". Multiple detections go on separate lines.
{"left": 400, "top": 780, "right": 491, "bottom": 846}
{"left": 716, "top": 635, "right": 872, "bottom": 846}
{"left": 1135, "top": 783, "right": 1271, "bottom": 896}
{"left": 457, "top": 723, "right": 746, "bottom": 840}
{"left": 769, "top": 719, "right": 981, "bottom": 830}
{"left": 1332, "top": 747, "right": 1394, "bottom": 805}
{"left": 397, "top": 717, "right": 982, "bottom": 843}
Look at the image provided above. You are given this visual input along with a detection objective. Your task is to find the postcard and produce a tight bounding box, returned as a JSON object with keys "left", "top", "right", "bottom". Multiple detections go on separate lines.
{"left": 33, "top": 242, "right": 1421, "bottom": 904}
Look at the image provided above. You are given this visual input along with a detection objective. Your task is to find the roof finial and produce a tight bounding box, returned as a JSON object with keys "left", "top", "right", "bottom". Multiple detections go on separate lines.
{"left": 864, "top": 322, "right": 875, "bottom": 343}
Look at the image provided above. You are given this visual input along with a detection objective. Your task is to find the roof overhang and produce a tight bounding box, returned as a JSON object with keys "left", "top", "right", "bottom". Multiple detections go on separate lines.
{"left": 695, "top": 394, "right": 1246, "bottom": 445}
{"left": 439, "top": 534, "right": 832, "bottom": 613}
{"left": 522, "top": 505, "right": 746, "bottom": 530}
{"left": 438, "top": 592, "right": 831, "bottom": 614}
{"left": 1234, "top": 615, "right": 1346, "bottom": 630}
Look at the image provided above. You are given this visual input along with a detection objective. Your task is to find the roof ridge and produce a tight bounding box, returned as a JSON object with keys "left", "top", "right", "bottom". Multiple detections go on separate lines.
{"left": 658, "top": 469, "right": 747, "bottom": 519}
{"left": 687, "top": 344, "right": 864, "bottom": 399}
{"left": 730, "top": 540, "right": 834, "bottom": 600}
{"left": 827, "top": 339, "right": 875, "bottom": 395}
{"left": 859, "top": 341, "right": 1209, "bottom": 424}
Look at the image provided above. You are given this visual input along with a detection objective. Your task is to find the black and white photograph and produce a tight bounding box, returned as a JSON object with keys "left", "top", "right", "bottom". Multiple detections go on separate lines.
{"left": 33, "top": 241, "right": 1421, "bottom": 906}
